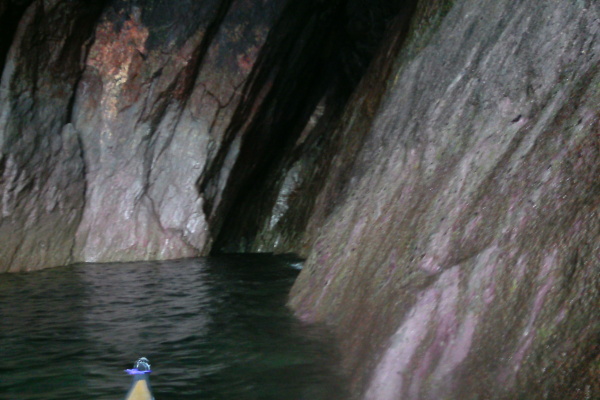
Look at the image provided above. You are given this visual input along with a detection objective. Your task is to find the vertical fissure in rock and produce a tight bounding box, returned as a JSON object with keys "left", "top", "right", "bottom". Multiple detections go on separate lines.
{"left": 195, "top": 0, "right": 316, "bottom": 215}
{"left": 63, "top": 2, "right": 110, "bottom": 126}
{"left": 177, "top": 0, "right": 236, "bottom": 107}
{"left": 197, "top": 0, "right": 346, "bottom": 241}
{"left": 201, "top": 0, "right": 418, "bottom": 253}
{"left": 134, "top": 0, "right": 237, "bottom": 205}
{"left": 138, "top": 84, "right": 180, "bottom": 200}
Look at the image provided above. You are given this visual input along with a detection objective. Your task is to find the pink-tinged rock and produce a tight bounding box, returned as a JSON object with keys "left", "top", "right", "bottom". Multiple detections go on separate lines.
{"left": 365, "top": 288, "right": 438, "bottom": 400}
{"left": 290, "top": 0, "right": 600, "bottom": 398}
{"left": 434, "top": 311, "right": 478, "bottom": 381}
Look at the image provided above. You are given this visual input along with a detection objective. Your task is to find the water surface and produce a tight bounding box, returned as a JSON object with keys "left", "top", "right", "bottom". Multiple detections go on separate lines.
{"left": 0, "top": 255, "right": 345, "bottom": 400}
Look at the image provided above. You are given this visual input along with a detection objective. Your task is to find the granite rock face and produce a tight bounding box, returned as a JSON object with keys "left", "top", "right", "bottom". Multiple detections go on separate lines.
{"left": 203, "top": 0, "right": 407, "bottom": 254}
{"left": 0, "top": 0, "right": 99, "bottom": 272}
{"left": 0, "top": 0, "right": 397, "bottom": 269}
{"left": 290, "top": 0, "right": 599, "bottom": 399}
{"left": 70, "top": 0, "right": 285, "bottom": 262}
{"left": 0, "top": 0, "right": 289, "bottom": 270}
{"left": 1, "top": 1, "right": 598, "bottom": 398}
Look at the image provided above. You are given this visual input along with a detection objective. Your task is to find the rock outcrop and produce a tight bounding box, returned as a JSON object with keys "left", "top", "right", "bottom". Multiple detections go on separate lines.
{"left": 0, "top": 0, "right": 290, "bottom": 270}
{"left": 0, "top": 0, "right": 100, "bottom": 272}
{"left": 290, "top": 0, "right": 599, "bottom": 398}
{"left": 0, "top": 0, "right": 394, "bottom": 269}
{"left": 0, "top": 0, "right": 598, "bottom": 398}
{"left": 70, "top": 0, "right": 287, "bottom": 262}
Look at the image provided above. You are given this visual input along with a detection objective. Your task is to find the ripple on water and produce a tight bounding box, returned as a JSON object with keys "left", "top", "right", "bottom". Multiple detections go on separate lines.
{"left": 0, "top": 255, "right": 346, "bottom": 400}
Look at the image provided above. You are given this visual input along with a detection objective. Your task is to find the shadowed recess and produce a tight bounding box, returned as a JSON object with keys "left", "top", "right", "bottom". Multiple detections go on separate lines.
{"left": 201, "top": 0, "right": 418, "bottom": 253}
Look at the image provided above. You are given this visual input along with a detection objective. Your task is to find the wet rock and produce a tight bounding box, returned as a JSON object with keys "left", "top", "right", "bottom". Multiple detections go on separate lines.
{"left": 0, "top": 0, "right": 289, "bottom": 269}
{"left": 71, "top": 0, "right": 286, "bottom": 262}
{"left": 290, "top": 0, "right": 600, "bottom": 398}
{"left": 1, "top": 1, "right": 597, "bottom": 397}
{"left": 210, "top": 0, "right": 408, "bottom": 254}
{"left": 0, "top": 0, "right": 101, "bottom": 272}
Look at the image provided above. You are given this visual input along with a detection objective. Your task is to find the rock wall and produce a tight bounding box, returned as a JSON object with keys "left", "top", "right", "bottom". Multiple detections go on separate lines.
{"left": 0, "top": 0, "right": 402, "bottom": 270}
{"left": 0, "top": 0, "right": 289, "bottom": 270}
{"left": 204, "top": 0, "right": 407, "bottom": 254}
{"left": 290, "top": 0, "right": 599, "bottom": 398}
{"left": 71, "top": 0, "right": 285, "bottom": 262}
{"left": 0, "top": 0, "right": 100, "bottom": 272}
{"left": 1, "top": 1, "right": 598, "bottom": 397}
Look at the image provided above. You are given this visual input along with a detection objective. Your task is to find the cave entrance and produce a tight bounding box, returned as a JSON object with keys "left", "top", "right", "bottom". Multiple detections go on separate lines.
{"left": 202, "top": 0, "right": 418, "bottom": 254}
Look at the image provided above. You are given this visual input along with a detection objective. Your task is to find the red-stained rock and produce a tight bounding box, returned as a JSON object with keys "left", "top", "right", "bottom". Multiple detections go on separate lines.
{"left": 0, "top": 0, "right": 290, "bottom": 268}
{"left": 69, "top": 0, "right": 287, "bottom": 262}
{"left": 0, "top": 1, "right": 597, "bottom": 397}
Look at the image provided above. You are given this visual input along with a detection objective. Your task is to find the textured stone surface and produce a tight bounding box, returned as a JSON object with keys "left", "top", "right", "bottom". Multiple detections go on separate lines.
{"left": 0, "top": 0, "right": 411, "bottom": 269}
{"left": 1, "top": 1, "right": 598, "bottom": 397}
{"left": 0, "top": 0, "right": 288, "bottom": 270}
{"left": 71, "top": 0, "right": 285, "bottom": 262}
{"left": 290, "top": 0, "right": 600, "bottom": 398}
{"left": 210, "top": 0, "right": 412, "bottom": 254}
{"left": 0, "top": 0, "right": 100, "bottom": 272}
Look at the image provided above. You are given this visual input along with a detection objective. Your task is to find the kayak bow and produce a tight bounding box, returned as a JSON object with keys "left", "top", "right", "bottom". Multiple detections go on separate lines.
{"left": 124, "top": 357, "right": 155, "bottom": 400}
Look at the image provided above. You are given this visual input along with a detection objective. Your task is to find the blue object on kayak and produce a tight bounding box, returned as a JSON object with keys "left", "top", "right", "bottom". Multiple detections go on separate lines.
{"left": 124, "top": 357, "right": 155, "bottom": 400}
{"left": 125, "top": 369, "right": 152, "bottom": 375}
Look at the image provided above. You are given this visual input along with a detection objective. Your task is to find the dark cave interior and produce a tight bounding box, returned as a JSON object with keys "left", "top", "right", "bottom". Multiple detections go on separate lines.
{"left": 203, "top": 0, "right": 419, "bottom": 253}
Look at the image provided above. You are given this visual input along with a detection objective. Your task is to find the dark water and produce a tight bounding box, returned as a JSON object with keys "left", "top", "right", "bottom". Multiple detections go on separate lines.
{"left": 0, "top": 255, "right": 346, "bottom": 400}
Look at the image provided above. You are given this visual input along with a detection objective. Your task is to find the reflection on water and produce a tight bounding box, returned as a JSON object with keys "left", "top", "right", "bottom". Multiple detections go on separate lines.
{"left": 0, "top": 255, "right": 346, "bottom": 400}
